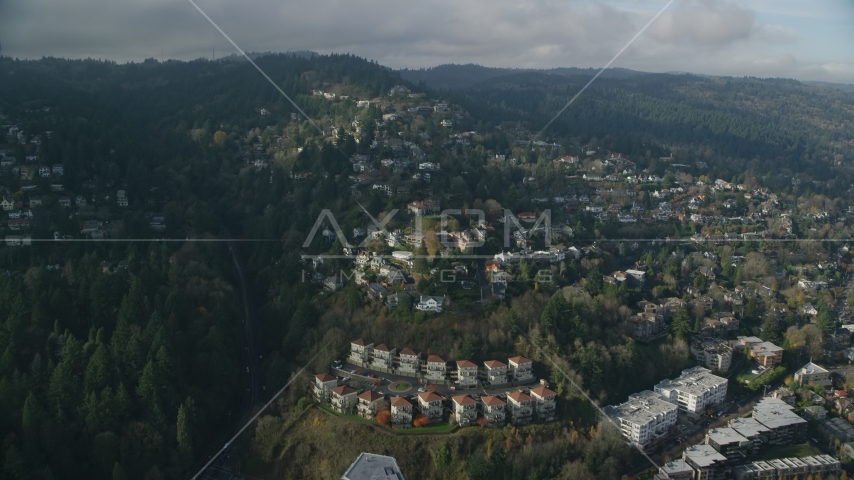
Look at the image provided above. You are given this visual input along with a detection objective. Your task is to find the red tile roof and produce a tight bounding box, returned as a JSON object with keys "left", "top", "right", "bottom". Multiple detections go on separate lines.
{"left": 482, "top": 395, "right": 506, "bottom": 406}
{"left": 399, "top": 347, "right": 418, "bottom": 356}
{"left": 391, "top": 396, "right": 412, "bottom": 407}
{"left": 530, "top": 386, "right": 556, "bottom": 398}
{"left": 351, "top": 338, "right": 367, "bottom": 346}
{"left": 417, "top": 392, "right": 443, "bottom": 402}
{"left": 508, "top": 391, "right": 532, "bottom": 403}
{"left": 426, "top": 355, "right": 446, "bottom": 363}
{"left": 452, "top": 395, "right": 477, "bottom": 406}
{"left": 484, "top": 360, "right": 507, "bottom": 369}
{"left": 358, "top": 390, "right": 384, "bottom": 402}
{"left": 508, "top": 356, "right": 532, "bottom": 365}
{"left": 456, "top": 360, "right": 478, "bottom": 368}
{"left": 374, "top": 343, "right": 390, "bottom": 352}
{"left": 331, "top": 385, "right": 357, "bottom": 395}
{"left": 315, "top": 373, "right": 337, "bottom": 382}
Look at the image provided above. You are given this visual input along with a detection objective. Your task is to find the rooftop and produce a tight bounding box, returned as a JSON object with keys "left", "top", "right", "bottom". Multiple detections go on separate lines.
{"left": 341, "top": 452, "right": 405, "bottom": 480}
{"left": 508, "top": 356, "right": 532, "bottom": 365}
{"left": 452, "top": 395, "right": 477, "bottom": 406}
{"left": 484, "top": 360, "right": 507, "bottom": 369}
{"left": 729, "top": 417, "right": 771, "bottom": 438}
{"left": 605, "top": 390, "right": 677, "bottom": 426}
{"left": 507, "top": 391, "right": 532, "bottom": 403}
{"left": 482, "top": 395, "right": 506, "bottom": 407}
{"left": 752, "top": 398, "right": 807, "bottom": 430}
{"left": 316, "top": 373, "right": 337, "bottom": 382}
{"left": 391, "top": 397, "right": 412, "bottom": 407}
{"left": 659, "top": 459, "right": 693, "bottom": 475}
{"left": 655, "top": 366, "right": 727, "bottom": 396}
{"left": 706, "top": 427, "right": 749, "bottom": 446}
{"left": 426, "top": 355, "right": 446, "bottom": 363}
{"left": 530, "top": 386, "right": 556, "bottom": 398}
{"left": 797, "top": 362, "right": 829, "bottom": 375}
{"left": 683, "top": 444, "right": 727, "bottom": 468}
{"left": 456, "top": 360, "right": 478, "bottom": 368}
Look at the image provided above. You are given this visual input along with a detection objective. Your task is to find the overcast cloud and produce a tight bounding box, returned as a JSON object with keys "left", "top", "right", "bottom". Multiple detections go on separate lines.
{"left": 0, "top": 0, "right": 852, "bottom": 83}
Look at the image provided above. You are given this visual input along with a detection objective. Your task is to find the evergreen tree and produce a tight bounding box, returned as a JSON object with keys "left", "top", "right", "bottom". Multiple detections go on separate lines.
{"left": 671, "top": 308, "right": 691, "bottom": 339}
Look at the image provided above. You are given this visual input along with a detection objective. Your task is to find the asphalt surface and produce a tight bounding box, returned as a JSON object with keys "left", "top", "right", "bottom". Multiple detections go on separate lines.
{"left": 197, "top": 239, "right": 261, "bottom": 480}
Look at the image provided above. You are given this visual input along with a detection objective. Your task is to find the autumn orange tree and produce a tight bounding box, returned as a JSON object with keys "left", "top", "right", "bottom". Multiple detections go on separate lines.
{"left": 376, "top": 410, "right": 391, "bottom": 426}
{"left": 413, "top": 414, "right": 430, "bottom": 427}
{"left": 213, "top": 130, "right": 227, "bottom": 146}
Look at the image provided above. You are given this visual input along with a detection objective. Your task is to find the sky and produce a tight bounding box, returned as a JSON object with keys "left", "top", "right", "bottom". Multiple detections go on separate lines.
{"left": 1, "top": 0, "right": 853, "bottom": 83}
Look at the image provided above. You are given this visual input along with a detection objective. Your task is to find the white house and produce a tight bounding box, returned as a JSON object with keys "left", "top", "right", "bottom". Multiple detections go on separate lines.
{"left": 416, "top": 295, "right": 445, "bottom": 313}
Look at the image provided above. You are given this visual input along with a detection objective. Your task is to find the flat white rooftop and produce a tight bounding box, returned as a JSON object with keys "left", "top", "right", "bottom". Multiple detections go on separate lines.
{"left": 341, "top": 453, "right": 405, "bottom": 480}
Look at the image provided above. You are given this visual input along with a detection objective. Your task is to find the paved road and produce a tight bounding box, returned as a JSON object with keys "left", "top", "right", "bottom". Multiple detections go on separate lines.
{"left": 196, "top": 238, "right": 261, "bottom": 480}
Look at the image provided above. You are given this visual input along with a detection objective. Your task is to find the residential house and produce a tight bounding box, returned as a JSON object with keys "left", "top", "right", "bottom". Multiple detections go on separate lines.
{"left": 390, "top": 397, "right": 413, "bottom": 428}
{"left": 481, "top": 396, "right": 506, "bottom": 427}
{"left": 356, "top": 391, "right": 384, "bottom": 420}
{"left": 349, "top": 338, "right": 374, "bottom": 364}
{"left": 0, "top": 197, "right": 14, "bottom": 211}
{"left": 397, "top": 348, "right": 421, "bottom": 375}
{"left": 452, "top": 395, "right": 478, "bottom": 427}
{"left": 330, "top": 385, "right": 359, "bottom": 414}
{"left": 312, "top": 373, "right": 338, "bottom": 402}
{"left": 52, "top": 164, "right": 63, "bottom": 176}
{"left": 530, "top": 386, "right": 557, "bottom": 422}
{"left": 508, "top": 356, "right": 534, "bottom": 383}
{"left": 371, "top": 344, "right": 396, "bottom": 370}
{"left": 507, "top": 391, "right": 533, "bottom": 425}
{"left": 38, "top": 166, "right": 50, "bottom": 178}
{"left": 408, "top": 199, "right": 440, "bottom": 215}
{"left": 117, "top": 190, "right": 128, "bottom": 207}
{"left": 416, "top": 295, "right": 445, "bottom": 313}
{"left": 367, "top": 283, "right": 389, "bottom": 301}
{"left": 416, "top": 392, "right": 444, "bottom": 424}
{"left": 424, "top": 355, "right": 447, "bottom": 382}
{"left": 483, "top": 360, "right": 508, "bottom": 385}
{"left": 455, "top": 360, "right": 478, "bottom": 388}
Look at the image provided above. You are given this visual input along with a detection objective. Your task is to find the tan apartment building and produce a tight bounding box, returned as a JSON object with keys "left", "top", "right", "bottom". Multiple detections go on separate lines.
{"left": 690, "top": 336, "right": 733, "bottom": 372}
{"left": 397, "top": 347, "right": 421, "bottom": 374}
{"left": 424, "top": 355, "right": 448, "bottom": 382}
{"left": 508, "top": 356, "right": 534, "bottom": 382}
{"left": 484, "top": 360, "right": 508, "bottom": 385}
{"left": 350, "top": 338, "right": 374, "bottom": 364}
{"left": 331, "top": 385, "right": 358, "bottom": 414}
{"left": 357, "top": 390, "right": 384, "bottom": 420}
{"left": 481, "top": 395, "right": 507, "bottom": 427}
{"left": 416, "top": 392, "right": 444, "bottom": 424}
{"left": 530, "top": 386, "right": 557, "bottom": 422}
{"left": 455, "top": 360, "right": 478, "bottom": 388}
{"left": 391, "top": 396, "right": 413, "bottom": 428}
{"left": 793, "top": 362, "right": 832, "bottom": 390}
{"left": 737, "top": 336, "right": 783, "bottom": 367}
{"left": 313, "top": 373, "right": 338, "bottom": 402}
{"left": 371, "top": 344, "right": 396, "bottom": 370}
{"left": 453, "top": 395, "right": 478, "bottom": 427}
{"left": 507, "top": 391, "right": 533, "bottom": 425}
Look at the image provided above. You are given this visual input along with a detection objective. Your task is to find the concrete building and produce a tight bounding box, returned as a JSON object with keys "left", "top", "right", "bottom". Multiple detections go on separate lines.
{"left": 507, "top": 391, "right": 533, "bottom": 425}
{"left": 654, "top": 459, "right": 694, "bottom": 480}
{"left": 728, "top": 417, "right": 771, "bottom": 455}
{"left": 481, "top": 395, "right": 506, "bottom": 427}
{"left": 341, "top": 452, "right": 405, "bottom": 480}
{"left": 705, "top": 427, "right": 750, "bottom": 464}
{"left": 604, "top": 390, "right": 678, "bottom": 449}
{"left": 682, "top": 444, "right": 727, "bottom": 480}
{"left": 397, "top": 348, "right": 421, "bottom": 374}
{"left": 793, "top": 362, "right": 832, "bottom": 390}
{"left": 371, "top": 344, "right": 396, "bottom": 370}
{"left": 331, "top": 385, "right": 359, "bottom": 414}
{"left": 455, "top": 360, "right": 478, "bottom": 388}
{"left": 751, "top": 397, "right": 807, "bottom": 446}
{"left": 356, "top": 391, "right": 384, "bottom": 420}
{"left": 530, "top": 386, "right": 558, "bottom": 422}
{"left": 654, "top": 367, "right": 727, "bottom": 414}
{"left": 483, "top": 360, "right": 508, "bottom": 385}
{"left": 391, "top": 396, "right": 413, "bottom": 428}
{"left": 452, "top": 395, "right": 478, "bottom": 427}
{"left": 424, "top": 355, "right": 448, "bottom": 382}
{"left": 737, "top": 337, "right": 784, "bottom": 367}
{"left": 733, "top": 455, "right": 840, "bottom": 480}
{"left": 690, "top": 336, "right": 733, "bottom": 372}
{"left": 416, "top": 391, "right": 444, "bottom": 424}
{"left": 508, "top": 356, "right": 534, "bottom": 382}
{"left": 350, "top": 338, "right": 374, "bottom": 364}
{"left": 819, "top": 416, "right": 854, "bottom": 443}
{"left": 313, "top": 373, "right": 338, "bottom": 402}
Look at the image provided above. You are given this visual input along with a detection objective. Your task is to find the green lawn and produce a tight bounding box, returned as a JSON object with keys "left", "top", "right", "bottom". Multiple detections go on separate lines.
{"left": 755, "top": 443, "right": 822, "bottom": 460}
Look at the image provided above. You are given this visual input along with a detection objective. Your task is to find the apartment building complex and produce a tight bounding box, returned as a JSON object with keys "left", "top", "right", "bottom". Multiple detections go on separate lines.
{"left": 530, "top": 386, "right": 557, "bottom": 422}
{"left": 733, "top": 455, "right": 840, "bottom": 480}
{"left": 508, "top": 356, "right": 534, "bottom": 382}
{"left": 793, "top": 362, "right": 832, "bottom": 390}
{"left": 690, "top": 336, "right": 733, "bottom": 372}
{"left": 604, "top": 390, "right": 678, "bottom": 449}
{"left": 654, "top": 459, "right": 694, "bottom": 480}
{"left": 481, "top": 396, "right": 507, "bottom": 427}
{"left": 654, "top": 367, "right": 727, "bottom": 414}
{"left": 391, "top": 397, "right": 414, "bottom": 428}
{"left": 331, "top": 385, "right": 358, "bottom": 414}
{"left": 506, "top": 391, "right": 533, "bottom": 425}
{"left": 749, "top": 398, "right": 807, "bottom": 446}
{"left": 483, "top": 360, "right": 509, "bottom": 385}
{"left": 452, "top": 395, "right": 478, "bottom": 427}
{"left": 356, "top": 390, "right": 384, "bottom": 420}
{"left": 313, "top": 373, "right": 338, "bottom": 402}
{"left": 737, "top": 337, "right": 784, "bottom": 367}
{"left": 682, "top": 444, "right": 727, "bottom": 480}
{"left": 416, "top": 392, "right": 444, "bottom": 424}
{"left": 455, "top": 360, "right": 478, "bottom": 388}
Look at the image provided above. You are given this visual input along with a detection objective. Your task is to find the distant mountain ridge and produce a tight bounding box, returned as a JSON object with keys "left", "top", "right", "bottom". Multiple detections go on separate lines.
{"left": 400, "top": 63, "right": 854, "bottom": 94}
{"left": 399, "top": 63, "right": 647, "bottom": 90}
